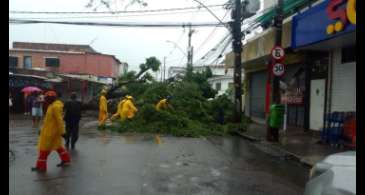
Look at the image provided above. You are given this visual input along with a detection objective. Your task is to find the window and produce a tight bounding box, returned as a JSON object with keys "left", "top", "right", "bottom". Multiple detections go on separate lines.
{"left": 45, "top": 57, "right": 60, "bottom": 67}
{"left": 23, "top": 56, "right": 32, "bottom": 69}
{"left": 9, "top": 56, "right": 18, "bottom": 68}
{"left": 215, "top": 82, "right": 221, "bottom": 91}
{"left": 341, "top": 46, "right": 356, "bottom": 63}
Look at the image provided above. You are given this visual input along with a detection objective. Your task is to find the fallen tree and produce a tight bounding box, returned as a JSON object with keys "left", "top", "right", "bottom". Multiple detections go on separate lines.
{"left": 93, "top": 56, "right": 249, "bottom": 137}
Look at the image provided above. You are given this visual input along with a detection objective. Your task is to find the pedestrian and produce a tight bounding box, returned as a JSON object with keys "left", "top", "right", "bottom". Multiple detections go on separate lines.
{"left": 110, "top": 96, "right": 127, "bottom": 121}
{"left": 155, "top": 96, "right": 173, "bottom": 111}
{"left": 120, "top": 95, "right": 138, "bottom": 121}
{"left": 24, "top": 92, "right": 32, "bottom": 115}
{"left": 31, "top": 91, "right": 71, "bottom": 172}
{"left": 31, "top": 92, "right": 43, "bottom": 128}
{"left": 98, "top": 89, "right": 108, "bottom": 128}
{"left": 64, "top": 92, "right": 82, "bottom": 150}
{"left": 42, "top": 91, "right": 50, "bottom": 115}
{"left": 38, "top": 92, "right": 45, "bottom": 118}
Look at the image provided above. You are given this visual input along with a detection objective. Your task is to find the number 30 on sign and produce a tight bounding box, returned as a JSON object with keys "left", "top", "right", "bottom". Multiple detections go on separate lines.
{"left": 273, "top": 63, "right": 285, "bottom": 76}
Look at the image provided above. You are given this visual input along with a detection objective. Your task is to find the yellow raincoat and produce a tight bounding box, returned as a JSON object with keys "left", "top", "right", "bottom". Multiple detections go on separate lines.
{"left": 121, "top": 99, "right": 138, "bottom": 120}
{"left": 98, "top": 95, "right": 108, "bottom": 125}
{"left": 111, "top": 99, "right": 126, "bottom": 120}
{"left": 37, "top": 100, "right": 65, "bottom": 151}
{"left": 156, "top": 99, "right": 168, "bottom": 111}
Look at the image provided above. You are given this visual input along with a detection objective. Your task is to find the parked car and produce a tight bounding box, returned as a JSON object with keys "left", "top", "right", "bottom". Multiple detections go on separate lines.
{"left": 304, "top": 151, "right": 356, "bottom": 195}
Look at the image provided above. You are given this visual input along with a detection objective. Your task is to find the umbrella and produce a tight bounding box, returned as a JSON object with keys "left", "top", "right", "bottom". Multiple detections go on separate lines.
{"left": 21, "top": 86, "right": 42, "bottom": 93}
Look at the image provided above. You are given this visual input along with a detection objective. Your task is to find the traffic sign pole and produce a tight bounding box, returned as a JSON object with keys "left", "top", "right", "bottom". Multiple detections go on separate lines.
{"left": 267, "top": 0, "right": 284, "bottom": 142}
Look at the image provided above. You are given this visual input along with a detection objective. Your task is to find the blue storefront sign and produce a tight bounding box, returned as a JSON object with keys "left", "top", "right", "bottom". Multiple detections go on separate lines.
{"left": 292, "top": 0, "right": 356, "bottom": 48}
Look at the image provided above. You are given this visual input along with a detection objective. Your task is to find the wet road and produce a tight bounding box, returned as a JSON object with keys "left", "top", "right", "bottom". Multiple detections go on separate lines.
{"left": 10, "top": 116, "right": 309, "bottom": 195}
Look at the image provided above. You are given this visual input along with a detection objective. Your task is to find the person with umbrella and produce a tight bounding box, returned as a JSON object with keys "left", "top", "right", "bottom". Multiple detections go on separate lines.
{"left": 31, "top": 91, "right": 71, "bottom": 172}
{"left": 21, "top": 86, "right": 42, "bottom": 116}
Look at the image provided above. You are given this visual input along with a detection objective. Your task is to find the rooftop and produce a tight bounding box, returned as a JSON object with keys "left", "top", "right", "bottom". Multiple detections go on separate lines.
{"left": 13, "top": 42, "right": 97, "bottom": 53}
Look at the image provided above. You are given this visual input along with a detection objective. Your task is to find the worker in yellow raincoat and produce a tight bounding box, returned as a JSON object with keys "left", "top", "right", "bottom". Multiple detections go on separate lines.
{"left": 120, "top": 95, "right": 138, "bottom": 121}
{"left": 32, "top": 91, "right": 71, "bottom": 172}
{"left": 98, "top": 89, "right": 108, "bottom": 127}
{"left": 110, "top": 96, "right": 127, "bottom": 121}
{"left": 156, "top": 96, "right": 173, "bottom": 111}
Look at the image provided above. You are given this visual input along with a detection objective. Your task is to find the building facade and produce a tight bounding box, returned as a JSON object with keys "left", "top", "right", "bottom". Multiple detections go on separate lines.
{"left": 225, "top": 0, "right": 356, "bottom": 131}
{"left": 291, "top": 0, "right": 356, "bottom": 131}
{"left": 9, "top": 42, "right": 127, "bottom": 113}
{"left": 9, "top": 42, "right": 127, "bottom": 80}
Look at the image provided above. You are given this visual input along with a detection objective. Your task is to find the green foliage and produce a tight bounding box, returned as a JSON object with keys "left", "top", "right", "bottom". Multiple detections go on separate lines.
{"left": 103, "top": 58, "right": 250, "bottom": 137}
{"left": 105, "top": 80, "right": 250, "bottom": 137}
{"left": 183, "top": 68, "right": 217, "bottom": 99}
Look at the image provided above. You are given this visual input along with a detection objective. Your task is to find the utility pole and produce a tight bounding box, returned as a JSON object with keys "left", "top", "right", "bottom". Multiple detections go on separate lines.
{"left": 272, "top": 0, "right": 284, "bottom": 104}
{"left": 187, "top": 25, "right": 195, "bottom": 75}
{"left": 231, "top": 0, "right": 243, "bottom": 123}
{"left": 267, "top": 0, "right": 284, "bottom": 142}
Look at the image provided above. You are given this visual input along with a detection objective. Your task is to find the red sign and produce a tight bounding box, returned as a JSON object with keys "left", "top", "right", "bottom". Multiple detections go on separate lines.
{"left": 281, "top": 95, "right": 304, "bottom": 104}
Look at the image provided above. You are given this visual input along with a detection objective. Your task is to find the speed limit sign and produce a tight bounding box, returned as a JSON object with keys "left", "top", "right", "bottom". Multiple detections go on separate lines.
{"left": 271, "top": 46, "right": 285, "bottom": 60}
{"left": 273, "top": 63, "right": 285, "bottom": 76}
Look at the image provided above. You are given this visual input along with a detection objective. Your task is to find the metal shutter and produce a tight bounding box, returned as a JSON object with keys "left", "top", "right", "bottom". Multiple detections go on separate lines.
{"left": 331, "top": 50, "right": 356, "bottom": 112}
{"left": 249, "top": 71, "right": 267, "bottom": 119}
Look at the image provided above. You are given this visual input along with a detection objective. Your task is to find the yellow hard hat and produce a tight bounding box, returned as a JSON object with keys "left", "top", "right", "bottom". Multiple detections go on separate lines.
{"left": 126, "top": 95, "right": 133, "bottom": 100}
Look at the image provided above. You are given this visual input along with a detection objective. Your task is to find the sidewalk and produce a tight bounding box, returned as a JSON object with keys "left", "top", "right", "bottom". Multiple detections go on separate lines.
{"left": 236, "top": 123, "right": 347, "bottom": 167}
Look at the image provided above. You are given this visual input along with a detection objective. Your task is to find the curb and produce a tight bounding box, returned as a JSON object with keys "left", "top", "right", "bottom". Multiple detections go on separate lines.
{"left": 234, "top": 130, "right": 262, "bottom": 142}
{"left": 234, "top": 130, "right": 314, "bottom": 167}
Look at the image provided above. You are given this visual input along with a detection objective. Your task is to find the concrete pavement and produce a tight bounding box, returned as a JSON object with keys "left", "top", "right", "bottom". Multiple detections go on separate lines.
{"left": 236, "top": 123, "right": 346, "bottom": 166}
{"left": 10, "top": 115, "right": 309, "bottom": 195}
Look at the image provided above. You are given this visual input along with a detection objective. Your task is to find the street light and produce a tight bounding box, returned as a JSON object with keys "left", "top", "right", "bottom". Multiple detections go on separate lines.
{"left": 166, "top": 40, "right": 187, "bottom": 57}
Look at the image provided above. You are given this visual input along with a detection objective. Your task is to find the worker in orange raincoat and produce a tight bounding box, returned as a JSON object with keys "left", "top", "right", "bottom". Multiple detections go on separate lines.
{"left": 156, "top": 96, "right": 173, "bottom": 111}
{"left": 32, "top": 91, "right": 71, "bottom": 172}
{"left": 111, "top": 96, "right": 127, "bottom": 121}
{"left": 120, "top": 95, "right": 138, "bottom": 121}
{"left": 98, "top": 89, "right": 108, "bottom": 127}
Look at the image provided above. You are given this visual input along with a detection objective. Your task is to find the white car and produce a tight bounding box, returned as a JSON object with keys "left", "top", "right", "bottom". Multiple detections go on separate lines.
{"left": 304, "top": 151, "right": 356, "bottom": 195}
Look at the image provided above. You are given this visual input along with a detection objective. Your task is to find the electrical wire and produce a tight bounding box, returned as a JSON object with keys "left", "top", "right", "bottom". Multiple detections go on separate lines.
{"left": 194, "top": 9, "right": 230, "bottom": 59}
{"left": 9, "top": 19, "right": 226, "bottom": 28}
{"left": 192, "top": 5, "right": 275, "bottom": 67}
{"left": 9, "top": 7, "right": 226, "bottom": 20}
{"left": 10, "top": 4, "right": 226, "bottom": 14}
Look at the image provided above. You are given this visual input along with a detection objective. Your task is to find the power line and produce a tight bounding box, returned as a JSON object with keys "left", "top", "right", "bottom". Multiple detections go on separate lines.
{"left": 9, "top": 19, "right": 227, "bottom": 28}
{"left": 193, "top": 5, "right": 274, "bottom": 67}
{"left": 10, "top": 4, "right": 226, "bottom": 15}
{"left": 194, "top": 9, "right": 230, "bottom": 58}
{"left": 9, "top": 7, "right": 226, "bottom": 20}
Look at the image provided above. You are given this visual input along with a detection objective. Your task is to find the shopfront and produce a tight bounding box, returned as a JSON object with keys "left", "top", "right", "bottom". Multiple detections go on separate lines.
{"left": 292, "top": 0, "right": 356, "bottom": 131}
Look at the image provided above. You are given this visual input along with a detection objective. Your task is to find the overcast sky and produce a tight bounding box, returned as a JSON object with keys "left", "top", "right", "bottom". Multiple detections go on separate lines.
{"left": 9, "top": 0, "right": 265, "bottom": 78}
